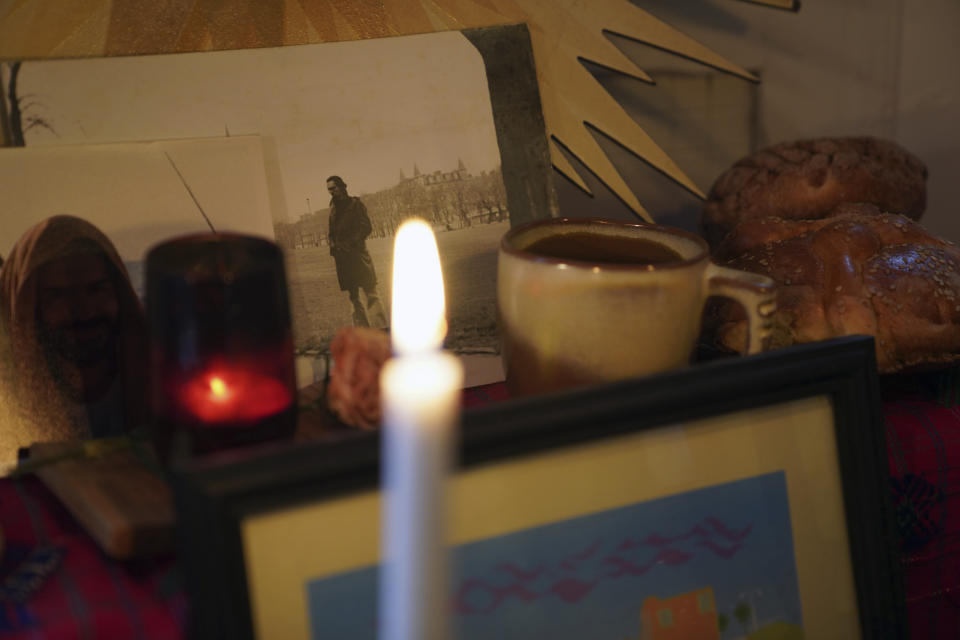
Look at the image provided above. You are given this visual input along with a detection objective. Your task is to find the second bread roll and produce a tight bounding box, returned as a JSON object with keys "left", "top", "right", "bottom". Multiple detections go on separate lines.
{"left": 702, "top": 136, "right": 928, "bottom": 247}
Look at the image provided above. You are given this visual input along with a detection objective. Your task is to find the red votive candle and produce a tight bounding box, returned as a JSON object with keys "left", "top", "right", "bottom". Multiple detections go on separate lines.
{"left": 179, "top": 362, "right": 292, "bottom": 425}
{"left": 145, "top": 233, "right": 297, "bottom": 462}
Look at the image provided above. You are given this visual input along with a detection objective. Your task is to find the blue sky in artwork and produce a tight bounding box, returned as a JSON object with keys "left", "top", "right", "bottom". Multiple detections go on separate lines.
{"left": 307, "top": 471, "right": 802, "bottom": 639}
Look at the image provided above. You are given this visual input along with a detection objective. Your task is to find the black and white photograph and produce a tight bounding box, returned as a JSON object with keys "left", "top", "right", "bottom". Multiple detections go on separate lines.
{"left": 0, "top": 25, "right": 557, "bottom": 386}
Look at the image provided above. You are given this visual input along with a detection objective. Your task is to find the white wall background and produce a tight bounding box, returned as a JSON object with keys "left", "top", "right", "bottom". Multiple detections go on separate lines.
{"left": 553, "top": 0, "right": 960, "bottom": 242}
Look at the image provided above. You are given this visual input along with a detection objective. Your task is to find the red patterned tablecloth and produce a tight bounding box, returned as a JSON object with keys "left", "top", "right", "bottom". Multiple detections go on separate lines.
{"left": 0, "top": 380, "right": 957, "bottom": 638}
{"left": 884, "top": 379, "right": 960, "bottom": 638}
{"left": 0, "top": 477, "right": 184, "bottom": 639}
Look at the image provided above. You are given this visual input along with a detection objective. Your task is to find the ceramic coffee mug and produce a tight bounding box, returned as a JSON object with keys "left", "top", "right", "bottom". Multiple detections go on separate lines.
{"left": 497, "top": 218, "right": 775, "bottom": 397}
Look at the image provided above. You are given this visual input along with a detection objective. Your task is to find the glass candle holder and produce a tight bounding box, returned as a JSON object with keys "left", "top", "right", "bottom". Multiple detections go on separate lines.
{"left": 145, "top": 233, "right": 296, "bottom": 462}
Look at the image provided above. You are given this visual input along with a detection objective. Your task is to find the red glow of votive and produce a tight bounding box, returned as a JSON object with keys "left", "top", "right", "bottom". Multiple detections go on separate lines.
{"left": 180, "top": 367, "right": 293, "bottom": 426}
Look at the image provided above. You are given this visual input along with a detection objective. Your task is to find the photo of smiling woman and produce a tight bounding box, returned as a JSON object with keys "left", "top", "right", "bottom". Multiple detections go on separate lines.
{"left": 0, "top": 215, "right": 147, "bottom": 468}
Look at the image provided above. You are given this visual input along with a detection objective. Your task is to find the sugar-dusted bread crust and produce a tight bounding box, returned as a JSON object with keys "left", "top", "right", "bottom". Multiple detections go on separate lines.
{"left": 702, "top": 137, "right": 928, "bottom": 247}
{"left": 708, "top": 204, "right": 960, "bottom": 373}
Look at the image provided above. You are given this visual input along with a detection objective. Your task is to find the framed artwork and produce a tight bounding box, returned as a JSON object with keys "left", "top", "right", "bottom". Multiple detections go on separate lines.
{"left": 171, "top": 335, "right": 905, "bottom": 639}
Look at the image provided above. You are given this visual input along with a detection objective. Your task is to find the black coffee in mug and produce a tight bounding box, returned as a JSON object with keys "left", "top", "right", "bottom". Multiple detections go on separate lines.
{"left": 523, "top": 232, "right": 683, "bottom": 266}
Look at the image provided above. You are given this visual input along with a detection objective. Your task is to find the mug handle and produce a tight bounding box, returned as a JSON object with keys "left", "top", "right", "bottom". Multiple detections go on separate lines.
{"left": 705, "top": 264, "right": 777, "bottom": 355}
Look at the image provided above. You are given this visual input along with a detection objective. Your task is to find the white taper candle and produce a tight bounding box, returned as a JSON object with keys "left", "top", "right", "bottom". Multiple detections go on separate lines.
{"left": 379, "top": 219, "right": 463, "bottom": 640}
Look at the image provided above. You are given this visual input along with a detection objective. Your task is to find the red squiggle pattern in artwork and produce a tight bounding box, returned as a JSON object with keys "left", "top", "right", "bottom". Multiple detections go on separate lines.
{"left": 453, "top": 518, "right": 751, "bottom": 616}
{"left": 559, "top": 541, "right": 600, "bottom": 570}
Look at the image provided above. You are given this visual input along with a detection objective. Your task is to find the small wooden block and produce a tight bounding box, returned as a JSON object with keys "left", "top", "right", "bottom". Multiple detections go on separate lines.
{"left": 30, "top": 442, "right": 174, "bottom": 560}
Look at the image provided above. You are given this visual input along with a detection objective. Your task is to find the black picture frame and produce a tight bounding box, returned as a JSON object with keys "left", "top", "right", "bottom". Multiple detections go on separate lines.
{"left": 171, "top": 334, "right": 905, "bottom": 639}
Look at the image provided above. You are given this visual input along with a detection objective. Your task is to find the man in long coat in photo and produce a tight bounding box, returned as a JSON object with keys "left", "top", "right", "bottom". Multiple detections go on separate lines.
{"left": 326, "top": 175, "right": 387, "bottom": 329}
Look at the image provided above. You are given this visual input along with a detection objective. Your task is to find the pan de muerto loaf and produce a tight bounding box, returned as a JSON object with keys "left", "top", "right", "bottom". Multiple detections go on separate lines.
{"left": 708, "top": 203, "right": 960, "bottom": 373}
{"left": 702, "top": 137, "right": 928, "bottom": 247}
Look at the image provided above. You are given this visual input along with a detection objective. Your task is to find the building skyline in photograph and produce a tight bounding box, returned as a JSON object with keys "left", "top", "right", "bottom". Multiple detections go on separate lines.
{"left": 3, "top": 30, "right": 503, "bottom": 224}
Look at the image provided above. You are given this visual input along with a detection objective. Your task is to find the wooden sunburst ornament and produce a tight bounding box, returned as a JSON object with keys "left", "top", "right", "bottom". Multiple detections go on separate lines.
{"left": 0, "top": 0, "right": 798, "bottom": 221}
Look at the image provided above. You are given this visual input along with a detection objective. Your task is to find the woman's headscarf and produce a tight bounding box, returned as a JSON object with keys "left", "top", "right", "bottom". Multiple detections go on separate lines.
{"left": 0, "top": 215, "right": 146, "bottom": 468}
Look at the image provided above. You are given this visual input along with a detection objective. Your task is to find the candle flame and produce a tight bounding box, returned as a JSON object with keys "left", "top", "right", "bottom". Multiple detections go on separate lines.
{"left": 391, "top": 218, "right": 446, "bottom": 354}
{"left": 209, "top": 376, "right": 228, "bottom": 399}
